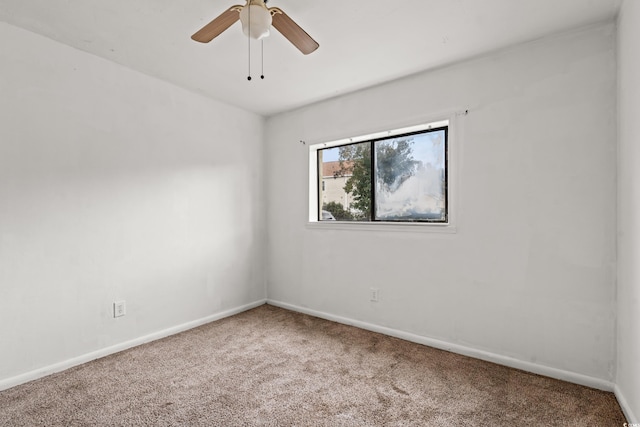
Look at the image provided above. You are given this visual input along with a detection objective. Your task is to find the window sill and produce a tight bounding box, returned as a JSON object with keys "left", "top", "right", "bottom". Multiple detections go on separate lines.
{"left": 306, "top": 221, "right": 457, "bottom": 234}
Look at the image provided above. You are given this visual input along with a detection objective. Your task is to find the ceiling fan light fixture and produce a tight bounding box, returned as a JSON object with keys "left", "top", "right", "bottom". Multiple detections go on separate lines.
{"left": 239, "top": 3, "right": 272, "bottom": 40}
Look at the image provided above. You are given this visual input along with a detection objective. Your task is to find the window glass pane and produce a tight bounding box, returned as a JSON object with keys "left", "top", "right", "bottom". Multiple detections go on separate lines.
{"left": 318, "top": 142, "right": 371, "bottom": 221}
{"left": 374, "top": 129, "right": 447, "bottom": 221}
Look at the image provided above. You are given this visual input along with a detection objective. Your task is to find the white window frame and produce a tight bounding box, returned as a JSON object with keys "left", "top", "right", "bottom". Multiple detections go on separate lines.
{"left": 307, "top": 114, "right": 459, "bottom": 233}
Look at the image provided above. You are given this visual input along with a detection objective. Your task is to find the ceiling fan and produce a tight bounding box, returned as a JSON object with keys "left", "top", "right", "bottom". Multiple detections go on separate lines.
{"left": 191, "top": 0, "right": 319, "bottom": 55}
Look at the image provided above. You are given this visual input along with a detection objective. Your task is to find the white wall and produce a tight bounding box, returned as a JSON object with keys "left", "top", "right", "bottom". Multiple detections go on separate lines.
{"left": 617, "top": 0, "right": 640, "bottom": 421}
{"left": 0, "top": 23, "right": 266, "bottom": 384}
{"left": 266, "top": 24, "right": 617, "bottom": 384}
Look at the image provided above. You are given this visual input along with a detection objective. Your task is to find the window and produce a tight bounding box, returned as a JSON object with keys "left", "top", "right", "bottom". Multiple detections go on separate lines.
{"left": 313, "top": 123, "right": 448, "bottom": 223}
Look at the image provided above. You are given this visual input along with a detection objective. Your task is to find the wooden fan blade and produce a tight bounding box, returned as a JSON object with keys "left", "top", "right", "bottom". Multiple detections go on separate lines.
{"left": 191, "top": 5, "right": 243, "bottom": 43}
{"left": 270, "top": 7, "right": 319, "bottom": 55}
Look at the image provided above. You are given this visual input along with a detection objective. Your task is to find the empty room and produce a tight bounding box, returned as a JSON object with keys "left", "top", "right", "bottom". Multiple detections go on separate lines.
{"left": 1, "top": 0, "right": 638, "bottom": 425}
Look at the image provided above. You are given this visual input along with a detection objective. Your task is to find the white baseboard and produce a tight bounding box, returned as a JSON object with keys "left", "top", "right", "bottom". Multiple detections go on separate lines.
{"left": 267, "top": 299, "right": 614, "bottom": 392}
{"left": 614, "top": 384, "right": 637, "bottom": 423}
{"left": 0, "top": 299, "right": 267, "bottom": 392}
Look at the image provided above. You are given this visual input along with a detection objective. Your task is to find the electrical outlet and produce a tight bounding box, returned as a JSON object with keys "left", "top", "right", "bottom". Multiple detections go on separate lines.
{"left": 113, "top": 301, "right": 126, "bottom": 318}
{"left": 370, "top": 288, "right": 379, "bottom": 302}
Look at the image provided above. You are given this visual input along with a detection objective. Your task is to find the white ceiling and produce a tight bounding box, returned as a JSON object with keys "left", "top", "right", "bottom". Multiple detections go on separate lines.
{"left": 0, "top": 0, "right": 622, "bottom": 116}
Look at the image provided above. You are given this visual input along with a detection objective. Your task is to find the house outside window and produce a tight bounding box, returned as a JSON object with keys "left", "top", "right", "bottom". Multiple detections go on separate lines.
{"left": 319, "top": 159, "right": 354, "bottom": 220}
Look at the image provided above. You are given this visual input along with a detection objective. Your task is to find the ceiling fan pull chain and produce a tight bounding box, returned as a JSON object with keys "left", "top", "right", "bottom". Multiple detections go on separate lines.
{"left": 247, "top": 4, "right": 252, "bottom": 81}
{"left": 261, "top": 39, "right": 265, "bottom": 79}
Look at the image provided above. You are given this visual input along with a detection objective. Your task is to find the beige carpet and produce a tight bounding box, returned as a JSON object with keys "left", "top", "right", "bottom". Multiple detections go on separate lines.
{"left": 0, "top": 304, "right": 626, "bottom": 426}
